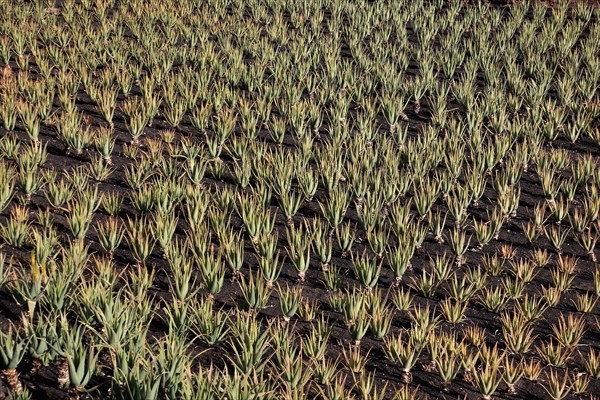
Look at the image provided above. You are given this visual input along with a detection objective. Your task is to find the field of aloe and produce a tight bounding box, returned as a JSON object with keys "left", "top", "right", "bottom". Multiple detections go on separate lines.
{"left": 0, "top": 0, "right": 599, "bottom": 398}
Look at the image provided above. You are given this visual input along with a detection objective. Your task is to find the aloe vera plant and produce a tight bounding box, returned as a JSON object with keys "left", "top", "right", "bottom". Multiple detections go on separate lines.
{"left": 383, "top": 330, "right": 420, "bottom": 383}
{"left": 112, "top": 347, "right": 161, "bottom": 400}
{"left": 239, "top": 270, "right": 271, "bottom": 311}
{"left": 0, "top": 325, "right": 27, "bottom": 395}
{"left": 472, "top": 344, "right": 504, "bottom": 400}
{"left": 228, "top": 312, "right": 272, "bottom": 375}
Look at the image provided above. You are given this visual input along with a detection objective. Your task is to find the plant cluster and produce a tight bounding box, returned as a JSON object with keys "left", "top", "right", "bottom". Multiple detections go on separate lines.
{"left": 0, "top": 0, "right": 599, "bottom": 398}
